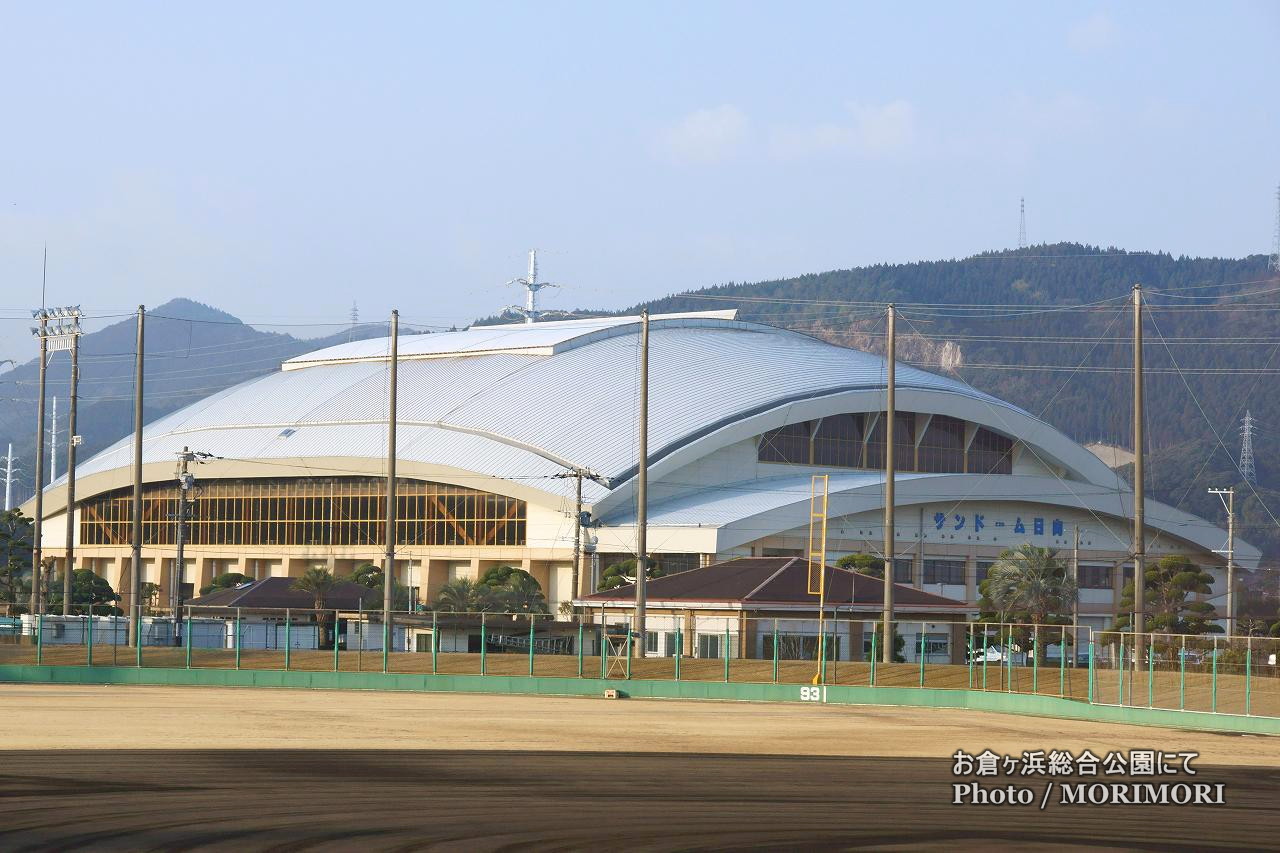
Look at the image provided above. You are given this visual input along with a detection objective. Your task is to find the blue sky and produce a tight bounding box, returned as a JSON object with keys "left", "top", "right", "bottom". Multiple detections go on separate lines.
{"left": 0, "top": 1, "right": 1276, "bottom": 343}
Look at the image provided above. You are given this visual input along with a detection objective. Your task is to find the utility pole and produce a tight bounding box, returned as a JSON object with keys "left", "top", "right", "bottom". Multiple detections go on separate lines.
{"left": 383, "top": 310, "right": 399, "bottom": 654}
{"left": 29, "top": 309, "right": 48, "bottom": 616}
{"left": 1131, "top": 285, "right": 1146, "bottom": 680}
{"left": 49, "top": 397, "right": 57, "bottom": 483}
{"left": 129, "top": 306, "right": 145, "bottom": 647}
{"left": 61, "top": 311, "right": 82, "bottom": 616}
{"left": 4, "top": 444, "right": 13, "bottom": 511}
{"left": 173, "top": 447, "right": 197, "bottom": 644}
{"left": 635, "top": 310, "right": 649, "bottom": 658}
{"left": 551, "top": 466, "right": 608, "bottom": 605}
{"left": 1209, "top": 488, "right": 1235, "bottom": 634}
{"left": 1072, "top": 524, "right": 1080, "bottom": 629}
{"left": 882, "top": 304, "right": 896, "bottom": 664}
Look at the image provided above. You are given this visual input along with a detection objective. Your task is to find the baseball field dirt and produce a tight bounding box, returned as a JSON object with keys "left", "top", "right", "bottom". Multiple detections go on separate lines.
{"left": 0, "top": 684, "right": 1276, "bottom": 850}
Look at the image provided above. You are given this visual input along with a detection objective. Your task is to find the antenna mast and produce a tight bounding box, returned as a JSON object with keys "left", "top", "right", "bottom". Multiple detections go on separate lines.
{"left": 506, "top": 249, "right": 558, "bottom": 323}
{"left": 1239, "top": 411, "right": 1257, "bottom": 485}
{"left": 1018, "top": 197, "right": 1027, "bottom": 249}
{"left": 1271, "top": 184, "right": 1280, "bottom": 273}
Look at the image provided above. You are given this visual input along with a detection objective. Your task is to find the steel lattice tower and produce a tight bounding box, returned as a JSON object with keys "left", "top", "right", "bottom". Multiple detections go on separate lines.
{"left": 1240, "top": 410, "right": 1257, "bottom": 485}
{"left": 1271, "top": 184, "right": 1280, "bottom": 272}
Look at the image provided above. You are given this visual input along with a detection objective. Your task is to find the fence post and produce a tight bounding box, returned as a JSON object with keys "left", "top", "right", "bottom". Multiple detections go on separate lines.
{"left": 772, "top": 619, "right": 779, "bottom": 684}
{"left": 981, "top": 628, "right": 988, "bottom": 690}
{"left": 87, "top": 606, "right": 94, "bottom": 667}
{"left": 1117, "top": 636, "right": 1124, "bottom": 705}
{"left": 528, "top": 614, "right": 535, "bottom": 677}
{"left": 284, "top": 609, "right": 291, "bottom": 672}
{"left": 599, "top": 610, "right": 606, "bottom": 679}
{"left": 674, "top": 627, "right": 682, "bottom": 681}
{"left": 135, "top": 606, "right": 143, "bottom": 668}
{"left": 36, "top": 612, "right": 43, "bottom": 665}
{"left": 185, "top": 609, "right": 192, "bottom": 670}
{"left": 1179, "top": 637, "right": 1186, "bottom": 711}
{"left": 722, "top": 623, "right": 730, "bottom": 683}
{"left": 577, "top": 621, "right": 584, "bottom": 678}
{"left": 1211, "top": 635, "right": 1218, "bottom": 713}
{"left": 334, "top": 610, "right": 340, "bottom": 673}
{"left": 870, "top": 632, "right": 877, "bottom": 687}
{"left": 1146, "top": 634, "right": 1153, "bottom": 707}
{"left": 235, "top": 608, "right": 241, "bottom": 670}
{"left": 1058, "top": 626, "right": 1065, "bottom": 698}
{"left": 381, "top": 610, "right": 389, "bottom": 674}
{"left": 1245, "top": 636, "right": 1252, "bottom": 715}
{"left": 480, "top": 612, "right": 487, "bottom": 676}
{"left": 918, "top": 622, "right": 926, "bottom": 688}
{"left": 625, "top": 620, "right": 632, "bottom": 680}
{"left": 1087, "top": 639, "right": 1095, "bottom": 704}
{"left": 1005, "top": 625, "right": 1013, "bottom": 692}
{"left": 1031, "top": 630, "right": 1038, "bottom": 695}
{"left": 967, "top": 628, "right": 973, "bottom": 689}
{"left": 428, "top": 610, "right": 437, "bottom": 675}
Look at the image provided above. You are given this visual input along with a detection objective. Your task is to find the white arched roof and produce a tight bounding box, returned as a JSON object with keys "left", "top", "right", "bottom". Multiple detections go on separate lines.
{"left": 61, "top": 311, "right": 1120, "bottom": 506}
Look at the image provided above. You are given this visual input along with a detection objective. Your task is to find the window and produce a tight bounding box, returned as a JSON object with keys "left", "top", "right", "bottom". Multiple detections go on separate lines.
{"left": 866, "top": 412, "right": 916, "bottom": 471}
{"left": 921, "top": 633, "right": 949, "bottom": 657}
{"left": 923, "top": 559, "right": 965, "bottom": 585}
{"left": 893, "top": 558, "right": 913, "bottom": 584}
{"left": 697, "top": 633, "right": 722, "bottom": 659}
{"left": 80, "top": 478, "right": 527, "bottom": 549}
{"left": 812, "top": 414, "right": 864, "bottom": 468}
{"left": 976, "top": 561, "right": 995, "bottom": 585}
{"left": 969, "top": 428, "right": 1013, "bottom": 475}
{"left": 758, "top": 422, "right": 811, "bottom": 464}
{"left": 917, "top": 416, "right": 965, "bottom": 473}
{"left": 1079, "top": 565, "right": 1113, "bottom": 589}
{"left": 645, "top": 631, "right": 659, "bottom": 654}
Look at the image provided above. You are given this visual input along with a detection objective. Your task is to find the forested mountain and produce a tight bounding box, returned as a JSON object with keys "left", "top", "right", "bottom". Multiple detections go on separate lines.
{"left": 4, "top": 246, "right": 1277, "bottom": 571}
{"left": 0, "top": 299, "right": 388, "bottom": 507}
{"left": 515, "top": 243, "right": 1279, "bottom": 567}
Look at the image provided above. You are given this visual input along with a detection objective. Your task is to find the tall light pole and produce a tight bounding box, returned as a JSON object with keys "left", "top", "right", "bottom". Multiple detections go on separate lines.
{"left": 635, "top": 310, "right": 649, "bottom": 658}
{"left": 1131, "top": 286, "right": 1145, "bottom": 671}
{"left": 60, "top": 310, "right": 82, "bottom": 616}
{"left": 30, "top": 306, "right": 81, "bottom": 614}
{"left": 882, "top": 304, "right": 897, "bottom": 664}
{"left": 129, "top": 306, "right": 145, "bottom": 647}
{"left": 173, "top": 447, "right": 198, "bottom": 643}
{"left": 383, "top": 310, "right": 399, "bottom": 655}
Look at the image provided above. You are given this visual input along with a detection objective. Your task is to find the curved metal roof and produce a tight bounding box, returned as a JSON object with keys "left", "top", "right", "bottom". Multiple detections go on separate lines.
{"left": 66, "top": 312, "right": 1053, "bottom": 502}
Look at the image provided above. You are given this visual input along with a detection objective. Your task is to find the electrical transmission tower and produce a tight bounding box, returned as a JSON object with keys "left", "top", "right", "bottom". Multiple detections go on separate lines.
{"left": 505, "top": 249, "right": 558, "bottom": 323}
{"left": 1271, "top": 184, "right": 1280, "bottom": 273}
{"left": 348, "top": 301, "right": 359, "bottom": 342}
{"left": 1018, "top": 197, "right": 1027, "bottom": 249}
{"left": 1239, "top": 411, "right": 1257, "bottom": 485}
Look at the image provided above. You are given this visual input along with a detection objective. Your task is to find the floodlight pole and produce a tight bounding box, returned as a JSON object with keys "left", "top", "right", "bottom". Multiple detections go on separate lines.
{"left": 62, "top": 325, "right": 80, "bottom": 615}
{"left": 30, "top": 313, "right": 48, "bottom": 615}
{"left": 636, "top": 310, "right": 649, "bottom": 658}
{"left": 383, "top": 310, "right": 399, "bottom": 653}
{"left": 1131, "top": 286, "right": 1145, "bottom": 674}
{"left": 129, "top": 306, "right": 145, "bottom": 647}
{"left": 882, "top": 304, "right": 896, "bottom": 664}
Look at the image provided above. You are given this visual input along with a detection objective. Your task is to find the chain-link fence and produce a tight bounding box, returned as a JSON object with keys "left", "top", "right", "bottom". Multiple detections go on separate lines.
{"left": 1, "top": 605, "right": 1276, "bottom": 718}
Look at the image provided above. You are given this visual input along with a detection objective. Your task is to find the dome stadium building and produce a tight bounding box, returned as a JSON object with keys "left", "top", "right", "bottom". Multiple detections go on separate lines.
{"left": 32, "top": 310, "right": 1257, "bottom": 632}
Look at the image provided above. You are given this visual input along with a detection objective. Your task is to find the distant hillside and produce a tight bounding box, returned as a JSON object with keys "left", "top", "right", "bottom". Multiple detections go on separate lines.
{"left": 0, "top": 299, "right": 389, "bottom": 506}
{"left": 524, "top": 243, "right": 1280, "bottom": 566}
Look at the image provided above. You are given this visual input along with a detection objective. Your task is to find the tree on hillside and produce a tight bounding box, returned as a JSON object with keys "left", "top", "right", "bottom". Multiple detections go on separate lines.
{"left": 1112, "top": 555, "right": 1222, "bottom": 636}
{"left": 836, "top": 554, "right": 883, "bottom": 578}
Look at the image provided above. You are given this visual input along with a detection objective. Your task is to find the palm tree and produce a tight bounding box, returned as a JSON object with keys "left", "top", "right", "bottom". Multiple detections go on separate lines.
{"left": 293, "top": 567, "right": 338, "bottom": 649}
{"left": 433, "top": 578, "right": 499, "bottom": 613}
{"left": 981, "top": 545, "right": 1076, "bottom": 663}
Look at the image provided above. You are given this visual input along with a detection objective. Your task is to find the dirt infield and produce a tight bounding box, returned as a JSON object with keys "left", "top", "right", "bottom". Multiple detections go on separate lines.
{"left": 1, "top": 686, "right": 1277, "bottom": 850}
